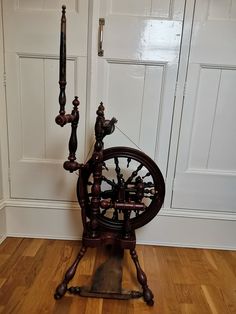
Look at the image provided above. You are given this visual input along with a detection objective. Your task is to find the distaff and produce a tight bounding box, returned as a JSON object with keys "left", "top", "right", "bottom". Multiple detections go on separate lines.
{"left": 55, "top": 5, "right": 80, "bottom": 172}
{"left": 59, "top": 5, "right": 66, "bottom": 85}
{"left": 58, "top": 4, "right": 66, "bottom": 118}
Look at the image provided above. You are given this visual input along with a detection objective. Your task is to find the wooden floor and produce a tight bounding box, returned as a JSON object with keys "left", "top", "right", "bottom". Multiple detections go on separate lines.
{"left": 0, "top": 238, "right": 235, "bottom": 314}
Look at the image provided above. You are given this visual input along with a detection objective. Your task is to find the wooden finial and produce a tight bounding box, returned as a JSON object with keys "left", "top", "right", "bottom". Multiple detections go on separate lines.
{"left": 62, "top": 5, "right": 66, "bottom": 13}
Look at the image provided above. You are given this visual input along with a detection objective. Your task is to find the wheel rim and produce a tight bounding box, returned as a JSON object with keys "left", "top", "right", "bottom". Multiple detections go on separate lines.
{"left": 77, "top": 147, "right": 165, "bottom": 231}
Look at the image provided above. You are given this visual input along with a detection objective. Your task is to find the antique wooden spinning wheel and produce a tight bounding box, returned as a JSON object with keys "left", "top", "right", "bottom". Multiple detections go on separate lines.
{"left": 54, "top": 6, "right": 165, "bottom": 306}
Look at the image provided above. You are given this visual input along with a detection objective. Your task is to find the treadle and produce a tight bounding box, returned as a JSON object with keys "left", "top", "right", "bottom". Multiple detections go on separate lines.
{"left": 68, "top": 245, "right": 142, "bottom": 300}
{"left": 68, "top": 286, "right": 143, "bottom": 300}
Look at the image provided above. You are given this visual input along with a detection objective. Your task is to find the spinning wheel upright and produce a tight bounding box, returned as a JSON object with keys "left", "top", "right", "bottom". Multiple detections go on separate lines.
{"left": 54, "top": 6, "right": 165, "bottom": 306}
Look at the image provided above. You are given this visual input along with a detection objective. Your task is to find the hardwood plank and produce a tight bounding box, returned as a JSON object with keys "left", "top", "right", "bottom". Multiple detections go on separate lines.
{"left": 201, "top": 285, "right": 231, "bottom": 314}
{"left": 0, "top": 238, "right": 235, "bottom": 314}
{"left": 0, "top": 237, "right": 23, "bottom": 255}
{"left": 0, "top": 278, "right": 6, "bottom": 289}
{"left": 85, "top": 298, "right": 103, "bottom": 314}
{"left": 22, "top": 238, "right": 44, "bottom": 257}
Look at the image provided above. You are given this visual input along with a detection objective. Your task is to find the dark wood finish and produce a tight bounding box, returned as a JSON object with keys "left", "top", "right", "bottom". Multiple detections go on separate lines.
{"left": 68, "top": 246, "right": 142, "bottom": 300}
{"left": 54, "top": 245, "right": 87, "bottom": 299}
{"left": 54, "top": 5, "right": 165, "bottom": 306}
{"left": 63, "top": 97, "right": 80, "bottom": 172}
{"left": 89, "top": 103, "right": 105, "bottom": 238}
{"left": 58, "top": 5, "right": 66, "bottom": 117}
{"left": 130, "top": 249, "right": 154, "bottom": 305}
{"left": 78, "top": 147, "right": 165, "bottom": 232}
{"left": 55, "top": 6, "right": 80, "bottom": 172}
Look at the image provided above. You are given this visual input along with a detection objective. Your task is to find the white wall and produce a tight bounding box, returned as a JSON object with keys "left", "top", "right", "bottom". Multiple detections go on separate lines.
{"left": 0, "top": 0, "right": 235, "bottom": 249}
{"left": 0, "top": 147, "right": 6, "bottom": 243}
{"left": 0, "top": 152, "right": 3, "bottom": 201}
{"left": 0, "top": 0, "right": 6, "bottom": 243}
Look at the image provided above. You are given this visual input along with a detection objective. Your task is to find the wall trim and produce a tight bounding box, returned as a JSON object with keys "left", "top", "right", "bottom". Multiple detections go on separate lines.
{"left": 4, "top": 198, "right": 236, "bottom": 221}
{"left": 137, "top": 240, "right": 236, "bottom": 251}
{"left": 5, "top": 233, "right": 236, "bottom": 251}
{"left": 161, "top": 208, "right": 236, "bottom": 221}
{"left": 0, "top": 203, "right": 6, "bottom": 244}
{"left": 0, "top": 200, "right": 5, "bottom": 210}
{"left": 5, "top": 198, "right": 79, "bottom": 211}
{"left": 3, "top": 202, "right": 236, "bottom": 250}
{"left": 0, "top": 235, "right": 6, "bottom": 244}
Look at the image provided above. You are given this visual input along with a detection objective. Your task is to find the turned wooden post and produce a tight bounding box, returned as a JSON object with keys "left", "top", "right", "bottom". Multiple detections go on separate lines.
{"left": 58, "top": 5, "right": 66, "bottom": 117}
{"left": 54, "top": 246, "right": 87, "bottom": 299}
{"left": 55, "top": 5, "right": 80, "bottom": 172}
{"left": 89, "top": 103, "right": 105, "bottom": 238}
{"left": 63, "top": 97, "right": 80, "bottom": 172}
{"left": 130, "top": 249, "right": 154, "bottom": 306}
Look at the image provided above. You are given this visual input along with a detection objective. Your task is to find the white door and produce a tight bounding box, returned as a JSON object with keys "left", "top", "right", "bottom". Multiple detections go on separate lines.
{"left": 172, "top": 0, "right": 236, "bottom": 211}
{"left": 3, "top": 0, "right": 88, "bottom": 201}
{"left": 89, "top": 0, "right": 186, "bottom": 176}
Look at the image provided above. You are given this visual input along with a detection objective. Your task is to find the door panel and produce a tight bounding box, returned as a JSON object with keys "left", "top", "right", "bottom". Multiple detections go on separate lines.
{"left": 109, "top": 0, "right": 184, "bottom": 19}
{"left": 172, "top": 0, "right": 236, "bottom": 211}
{"left": 101, "top": 62, "right": 164, "bottom": 159}
{"left": 18, "top": 0, "right": 79, "bottom": 11}
{"left": 94, "top": 0, "right": 185, "bottom": 175}
{"left": 3, "top": 0, "right": 88, "bottom": 201}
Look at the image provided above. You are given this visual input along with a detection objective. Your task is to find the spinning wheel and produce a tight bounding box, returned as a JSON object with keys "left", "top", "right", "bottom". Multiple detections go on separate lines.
{"left": 78, "top": 147, "right": 165, "bottom": 232}
{"left": 54, "top": 6, "right": 165, "bottom": 306}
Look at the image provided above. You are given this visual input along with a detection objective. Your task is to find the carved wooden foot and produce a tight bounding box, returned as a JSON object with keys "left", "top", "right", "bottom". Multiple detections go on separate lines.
{"left": 54, "top": 246, "right": 87, "bottom": 299}
{"left": 130, "top": 249, "right": 154, "bottom": 306}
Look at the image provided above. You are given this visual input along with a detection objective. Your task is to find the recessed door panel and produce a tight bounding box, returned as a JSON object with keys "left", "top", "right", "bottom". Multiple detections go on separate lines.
{"left": 172, "top": 0, "right": 236, "bottom": 212}
{"left": 3, "top": 0, "right": 88, "bottom": 201}
{"left": 93, "top": 0, "right": 185, "bottom": 176}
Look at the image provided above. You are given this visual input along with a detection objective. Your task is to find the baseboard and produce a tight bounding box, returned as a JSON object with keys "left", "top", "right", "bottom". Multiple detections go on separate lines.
{"left": 4, "top": 200, "right": 236, "bottom": 250}
{"left": 0, "top": 234, "right": 7, "bottom": 244}
{"left": 0, "top": 203, "right": 6, "bottom": 243}
{"left": 0, "top": 200, "right": 5, "bottom": 210}
{"left": 6, "top": 204, "right": 83, "bottom": 240}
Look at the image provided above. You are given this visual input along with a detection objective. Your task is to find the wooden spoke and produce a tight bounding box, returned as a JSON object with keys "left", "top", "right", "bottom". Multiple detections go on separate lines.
{"left": 126, "top": 164, "right": 143, "bottom": 184}
{"left": 112, "top": 208, "right": 119, "bottom": 221}
{"left": 144, "top": 182, "right": 155, "bottom": 188}
{"left": 114, "top": 157, "right": 123, "bottom": 184}
{"left": 100, "top": 190, "right": 114, "bottom": 199}
{"left": 127, "top": 157, "right": 131, "bottom": 168}
{"left": 101, "top": 176, "right": 116, "bottom": 187}
{"left": 102, "top": 162, "right": 108, "bottom": 171}
{"left": 142, "top": 172, "right": 151, "bottom": 179}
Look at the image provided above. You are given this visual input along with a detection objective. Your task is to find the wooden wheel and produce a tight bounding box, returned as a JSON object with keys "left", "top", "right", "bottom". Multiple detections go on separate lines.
{"left": 77, "top": 147, "right": 165, "bottom": 232}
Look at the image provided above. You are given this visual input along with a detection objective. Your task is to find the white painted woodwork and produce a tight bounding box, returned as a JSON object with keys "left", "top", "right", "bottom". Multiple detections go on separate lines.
{"left": 0, "top": 206, "right": 6, "bottom": 244}
{"left": 5, "top": 204, "right": 236, "bottom": 250}
{"left": 0, "top": 0, "right": 4, "bottom": 202}
{"left": 0, "top": 2, "right": 6, "bottom": 241}
{"left": 3, "top": 0, "right": 88, "bottom": 201}
{"left": 0, "top": 152, "right": 3, "bottom": 200}
{"left": 1, "top": 0, "right": 236, "bottom": 249}
{"left": 90, "top": 0, "right": 185, "bottom": 176}
{"left": 172, "top": 0, "right": 236, "bottom": 212}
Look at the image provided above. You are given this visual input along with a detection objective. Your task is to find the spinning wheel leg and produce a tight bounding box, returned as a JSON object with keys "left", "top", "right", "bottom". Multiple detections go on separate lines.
{"left": 54, "top": 246, "right": 87, "bottom": 299}
{"left": 130, "top": 249, "right": 154, "bottom": 306}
